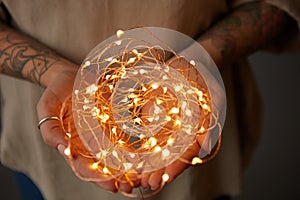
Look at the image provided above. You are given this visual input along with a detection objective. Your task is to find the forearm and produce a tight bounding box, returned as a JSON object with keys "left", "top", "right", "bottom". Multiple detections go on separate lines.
{"left": 199, "top": 1, "right": 297, "bottom": 67}
{"left": 0, "top": 21, "right": 77, "bottom": 87}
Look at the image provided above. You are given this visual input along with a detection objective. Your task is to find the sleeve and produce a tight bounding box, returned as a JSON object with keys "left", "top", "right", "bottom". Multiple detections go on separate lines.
{"left": 230, "top": 0, "right": 300, "bottom": 51}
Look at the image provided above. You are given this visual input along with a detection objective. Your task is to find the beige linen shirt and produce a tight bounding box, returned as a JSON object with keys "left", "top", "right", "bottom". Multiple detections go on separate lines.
{"left": 0, "top": 1, "right": 299, "bottom": 200}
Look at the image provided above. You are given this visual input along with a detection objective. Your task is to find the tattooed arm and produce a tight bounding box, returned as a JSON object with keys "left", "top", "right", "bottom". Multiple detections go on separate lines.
{"left": 0, "top": 21, "right": 77, "bottom": 87}
{"left": 142, "top": 1, "right": 298, "bottom": 190}
{"left": 0, "top": 21, "right": 120, "bottom": 193}
{"left": 199, "top": 1, "right": 297, "bottom": 67}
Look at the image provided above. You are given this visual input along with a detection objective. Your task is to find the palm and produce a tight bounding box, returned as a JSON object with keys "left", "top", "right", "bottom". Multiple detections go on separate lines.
{"left": 37, "top": 65, "right": 123, "bottom": 192}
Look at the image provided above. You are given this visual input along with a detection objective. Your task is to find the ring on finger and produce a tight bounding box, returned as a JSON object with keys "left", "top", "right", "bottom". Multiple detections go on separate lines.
{"left": 37, "top": 116, "right": 60, "bottom": 129}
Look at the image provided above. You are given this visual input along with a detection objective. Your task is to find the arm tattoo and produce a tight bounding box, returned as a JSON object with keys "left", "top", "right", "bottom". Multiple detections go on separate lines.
{"left": 0, "top": 23, "right": 60, "bottom": 85}
{"left": 200, "top": 2, "right": 290, "bottom": 65}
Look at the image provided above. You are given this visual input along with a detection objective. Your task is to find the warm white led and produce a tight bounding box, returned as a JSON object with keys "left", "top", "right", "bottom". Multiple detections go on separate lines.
{"left": 169, "top": 107, "right": 179, "bottom": 114}
{"left": 151, "top": 83, "right": 159, "bottom": 89}
{"left": 116, "top": 29, "right": 125, "bottom": 38}
{"left": 162, "top": 173, "right": 169, "bottom": 182}
{"left": 192, "top": 157, "right": 203, "bottom": 165}
{"left": 162, "top": 149, "right": 170, "bottom": 157}
{"left": 85, "top": 60, "right": 91, "bottom": 66}
{"left": 85, "top": 84, "right": 98, "bottom": 94}
{"left": 123, "top": 163, "right": 133, "bottom": 170}
{"left": 64, "top": 147, "right": 71, "bottom": 156}
{"left": 103, "top": 167, "right": 110, "bottom": 174}
{"left": 91, "top": 162, "right": 99, "bottom": 169}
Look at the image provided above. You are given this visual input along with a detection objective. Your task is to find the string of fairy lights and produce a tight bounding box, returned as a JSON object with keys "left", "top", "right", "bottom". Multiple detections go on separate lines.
{"left": 59, "top": 27, "right": 226, "bottom": 198}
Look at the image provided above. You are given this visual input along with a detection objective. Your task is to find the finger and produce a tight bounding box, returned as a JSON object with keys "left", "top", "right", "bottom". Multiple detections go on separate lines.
{"left": 58, "top": 143, "right": 118, "bottom": 193}
{"left": 39, "top": 120, "right": 67, "bottom": 148}
{"left": 165, "top": 142, "right": 200, "bottom": 182}
{"left": 37, "top": 89, "right": 67, "bottom": 148}
{"left": 148, "top": 169, "right": 165, "bottom": 190}
{"left": 95, "top": 180, "right": 118, "bottom": 193}
{"left": 118, "top": 182, "right": 133, "bottom": 193}
{"left": 57, "top": 144, "right": 68, "bottom": 158}
{"left": 141, "top": 173, "right": 150, "bottom": 189}
{"left": 164, "top": 160, "right": 188, "bottom": 183}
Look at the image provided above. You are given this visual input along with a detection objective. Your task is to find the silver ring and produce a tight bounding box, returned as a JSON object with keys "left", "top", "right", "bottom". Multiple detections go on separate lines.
{"left": 37, "top": 116, "right": 60, "bottom": 129}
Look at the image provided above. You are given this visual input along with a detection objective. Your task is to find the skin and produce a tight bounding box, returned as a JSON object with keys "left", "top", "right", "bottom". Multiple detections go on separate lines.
{"left": 0, "top": 1, "right": 297, "bottom": 194}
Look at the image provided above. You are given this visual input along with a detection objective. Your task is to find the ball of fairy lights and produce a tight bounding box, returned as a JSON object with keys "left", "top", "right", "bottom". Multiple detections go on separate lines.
{"left": 60, "top": 27, "right": 226, "bottom": 196}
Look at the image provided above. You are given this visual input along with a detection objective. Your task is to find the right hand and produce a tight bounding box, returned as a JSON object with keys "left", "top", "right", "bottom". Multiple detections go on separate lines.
{"left": 37, "top": 61, "right": 134, "bottom": 193}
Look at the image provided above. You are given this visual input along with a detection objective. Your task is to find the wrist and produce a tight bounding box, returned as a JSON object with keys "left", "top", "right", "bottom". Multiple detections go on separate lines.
{"left": 40, "top": 59, "right": 79, "bottom": 88}
{"left": 198, "top": 39, "right": 223, "bottom": 68}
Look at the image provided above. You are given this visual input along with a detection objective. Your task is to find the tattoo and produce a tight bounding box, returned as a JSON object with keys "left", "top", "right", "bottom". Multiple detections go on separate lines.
{"left": 200, "top": 2, "right": 288, "bottom": 65}
{"left": 0, "top": 23, "right": 59, "bottom": 85}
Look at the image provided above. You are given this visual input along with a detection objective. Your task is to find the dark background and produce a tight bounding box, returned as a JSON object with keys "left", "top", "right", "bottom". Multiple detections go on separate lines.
{"left": 1, "top": 51, "right": 300, "bottom": 199}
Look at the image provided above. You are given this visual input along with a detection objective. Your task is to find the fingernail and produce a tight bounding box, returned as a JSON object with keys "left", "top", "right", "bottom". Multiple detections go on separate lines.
{"left": 143, "top": 186, "right": 149, "bottom": 190}
{"left": 151, "top": 185, "right": 159, "bottom": 191}
{"left": 57, "top": 144, "right": 66, "bottom": 155}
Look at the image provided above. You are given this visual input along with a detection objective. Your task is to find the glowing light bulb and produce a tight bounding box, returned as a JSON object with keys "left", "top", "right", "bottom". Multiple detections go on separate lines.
{"left": 108, "top": 84, "right": 114, "bottom": 90}
{"left": 151, "top": 83, "right": 159, "bottom": 89}
{"left": 162, "top": 149, "right": 170, "bottom": 157}
{"left": 64, "top": 147, "right": 71, "bottom": 156}
{"left": 139, "top": 69, "right": 147, "bottom": 74}
{"left": 147, "top": 117, "right": 154, "bottom": 122}
{"left": 91, "top": 162, "right": 99, "bottom": 170}
{"left": 86, "top": 84, "right": 98, "bottom": 94}
{"left": 112, "top": 127, "right": 117, "bottom": 135}
{"left": 116, "top": 29, "right": 125, "bottom": 38}
{"left": 115, "top": 40, "right": 122, "bottom": 45}
{"left": 154, "top": 146, "right": 162, "bottom": 152}
{"left": 154, "top": 105, "right": 161, "bottom": 114}
{"left": 169, "top": 107, "right": 179, "bottom": 114}
{"left": 101, "top": 150, "right": 108, "bottom": 157}
{"left": 189, "top": 60, "right": 196, "bottom": 66}
{"left": 112, "top": 150, "right": 119, "bottom": 158}
{"left": 163, "top": 87, "right": 168, "bottom": 93}
{"left": 192, "top": 157, "right": 203, "bottom": 165}
{"left": 175, "top": 119, "right": 181, "bottom": 126}
{"left": 66, "top": 132, "right": 71, "bottom": 138}
{"left": 185, "top": 109, "right": 192, "bottom": 116}
{"left": 130, "top": 153, "right": 136, "bottom": 158}
{"left": 149, "top": 137, "right": 157, "bottom": 147}
{"left": 199, "top": 126, "right": 205, "bottom": 133}
{"left": 167, "top": 138, "right": 175, "bottom": 145}
{"left": 118, "top": 140, "right": 125, "bottom": 144}
{"left": 105, "top": 57, "right": 113, "bottom": 62}
{"left": 96, "top": 152, "right": 102, "bottom": 159}
{"left": 123, "top": 163, "right": 133, "bottom": 170}
{"left": 185, "top": 128, "right": 192, "bottom": 135}
{"left": 165, "top": 115, "right": 172, "bottom": 121}
{"left": 156, "top": 98, "right": 163, "bottom": 105}
{"left": 174, "top": 85, "right": 183, "bottom": 92}
{"left": 181, "top": 101, "right": 187, "bottom": 109}
{"left": 127, "top": 57, "right": 136, "bottom": 64}
{"left": 162, "top": 173, "right": 169, "bottom": 182}
{"left": 103, "top": 167, "right": 111, "bottom": 174}
{"left": 133, "top": 117, "right": 142, "bottom": 124}
{"left": 85, "top": 60, "right": 91, "bottom": 66}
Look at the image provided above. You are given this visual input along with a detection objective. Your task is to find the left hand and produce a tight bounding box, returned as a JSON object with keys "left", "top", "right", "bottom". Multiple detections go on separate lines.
{"left": 139, "top": 57, "right": 210, "bottom": 190}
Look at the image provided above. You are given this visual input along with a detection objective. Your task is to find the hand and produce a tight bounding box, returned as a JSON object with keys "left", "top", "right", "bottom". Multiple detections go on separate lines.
{"left": 141, "top": 142, "right": 200, "bottom": 190}
{"left": 139, "top": 57, "right": 211, "bottom": 190}
{"left": 36, "top": 61, "right": 130, "bottom": 193}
